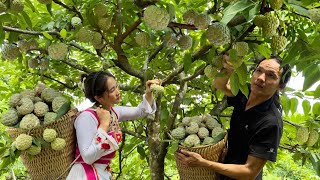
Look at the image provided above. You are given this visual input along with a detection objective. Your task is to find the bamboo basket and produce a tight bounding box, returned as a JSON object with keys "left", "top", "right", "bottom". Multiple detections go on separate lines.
{"left": 175, "top": 134, "right": 228, "bottom": 180}
{"left": 7, "top": 109, "right": 78, "bottom": 180}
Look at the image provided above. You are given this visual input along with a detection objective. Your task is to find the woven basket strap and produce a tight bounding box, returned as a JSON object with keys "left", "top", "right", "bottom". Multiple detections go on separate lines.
{"left": 55, "top": 154, "right": 81, "bottom": 180}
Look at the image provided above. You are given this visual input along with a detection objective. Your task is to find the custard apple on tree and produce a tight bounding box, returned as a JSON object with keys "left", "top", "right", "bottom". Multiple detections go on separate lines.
{"left": 183, "top": 9, "right": 198, "bottom": 25}
{"left": 15, "top": 134, "right": 33, "bottom": 150}
{"left": 233, "top": 42, "right": 249, "bottom": 57}
{"left": 39, "top": 58, "right": 49, "bottom": 70}
{"left": 10, "top": 0, "right": 24, "bottom": 13}
{"left": 77, "top": 27, "right": 94, "bottom": 43}
{"left": 17, "top": 39, "right": 39, "bottom": 52}
{"left": 135, "top": 32, "right": 150, "bottom": 47}
{"left": 308, "top": 9, "right": 320, "bottom": 23}
{"left": 28, "top": 58, "right": 39, "bottom": 69}
{"left": 296, "top": 127, "right": 309, "bottom": 143}
{"left": 94, "top": 3, "right": 108, "bottom": 17}
{"left": 43, "top": 128, "right": 57, "bottom": 142}
{"left": 71, "top": 17, "right": 82, "bottom": 28}
{"left": 162, "top": 33, "right": 177, "bottom": 48}
{"left": 48, "top": 43, "right": 68, "bottom": 60}
{"left": 91, "top": 32, "right": 104, "bottom": 49}
{"left": 150, "top": 84, "right": 164, "bottom": 96}
{"left": 34, "top": 102, "right": 49, "bottom": 117}
{"left": 143, "top": 5, "right": 170, "bottom": 31}
{"left": 178, "top": 35, "right": 192, "bottom": 50}
{"left": 1, "top": 43, "right": 21, "bottom": 60}
{"left": 37, "top": 0, "right": 52, "bottom": 4}
{"left": 271, "top": 35, "right": 287, "bottom": 52}
{"left": 20, "top": 114, "right": 40, "bottom": 130}
{"left": 206, "top": 22, "right": 231, "bottom": 46}
{"left": 204, "top": 65, "right": 218, "bottom": 79}
{"left": 51, "top": 138, "right": 66, "bottom": 151}
{"left": 98, "top": 17, "right": 112, "bottom": 31}
{"left": 306, "top": 130, "right": 319, "bottom": 147}
{"left": 270, "top": 0, "right": 283, "bottom": 10}
{"left": 1, "top": 108, "right": 19, "bottom": 126}
{"left": 194, "top": 14, "right": 210, "bottom": 30}
{"left": 253, "top": 15, "right": 266, "bottom": 27}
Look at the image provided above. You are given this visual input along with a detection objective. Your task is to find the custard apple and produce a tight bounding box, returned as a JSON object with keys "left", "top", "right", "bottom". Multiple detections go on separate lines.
{"left": 34, "top": 82, "right": 46, "bottom": 96}
{"left": 150, "top": 84, "right": 164, "bottom": 96}
{"left": 39, "top": 58, "right": 49, "bottom": 70}
{"left": 253, "top": 15, "right": 266, "bottom": 27}
{"left": 44, "top": 112, "right": 57, "bottom": 124}
{"left": 183, "top": 134, "right": 200, "bottom": 147}
{"left": 198, "top": 127, "right": 209, "bottom": 139}
{"left": 271, "top": 35, "right": 287, "bottom": 52}
{"left": 171, "top": 127, "right": 186, "bottom": 140}
{"left": 178, "top": 35, "right": 192, "bottom": 50}
{"left": 51, "top": 138, "right": 66, "bottom": 151}
{"left": 52, "top": 96, "right": 68, "bottom": 113}
{"left": 98, "top": 17, "right": 112, "bottom": 31}
{"left": 20, "top": 114, "right": 40, "bottom": 130}
{"left": 17, "top": 98, "right": 34, "bottom": 115}
{"left": 296, "top": 127, "right": 309, "bottom": 143}
{"left": 48, "top": 43, "right": 68, "bottom": 60}
{"left": 41, "top": 88, "right": 60, "bottom": 103}
{"left": 143, "top": 5, "right": 170, "bottom": 31}
{"left": 43, "top": 128, "right": 57, "bottom": 142}
{"left": 194, "top": 14, "right": 210, "bottom": 30}
{"left": 233, "top": 42, "right": 249, "bottom": 57}
{"left": 71, "top": 17, "right": 82, "bottom": 28}
{"left": 204, "top": 65, "right": 217, "bottom": 79}
{"left": 1, "top": 44, "right": 21, "bottom": 60}
{"left": 1, "top": 108, "right": 19, "bottom": 126}
{"left": 17, "top": 39, "right": 39, "bottom": 52}
{"left": 262, "top": 27, "right": 277, "bottom": 38}
{"left": 308, "top": 9, "right": 320, "bottom": 23}
{"left": 10, "top": 0, "right": 24, "bottom": 13}
{"left": 14, "top": 134, "right": 33, "bottom": 151}
{"left": 37, "top": 0, "right": 52, "bottom": 4}
{"left": 212, "top": 55, "right": 224, "bottom": 69}
{"left": 181, "top": 117, "right": 192, "bottom": 126}
{"left": 34, "top": 102, "right": 49, "bottom": 117}
{"left": 8, "top": 93, "right": 21, "bottom": 107}
{"left": 27, "top": 145, "right": 41, "bottom": 155}
{"left": 183, "top": 9, "right": 198, "bottom": 25}
{"left": 206, "top": 116, "right": 220, "bottom": 130}
{"left": 28, "top": 58, "right": 39, "bottom": 69}
{"left": 162, "top": 33, "right": 177, "bottom": 48}
{"left": 20, "top": 89, "right": 35, "bottom": 101}
{"left": 135, "top": 32, "right": 150, "bottom": 47}
{"left": 307, "top": 130, "right": 319, "bottom": 147}
{"left": 34, "top": 97, "right": 42, "bottom": 103}
{"left": 212, "top": 126, "right": 225, "bottom": 143}
{"left": 206, "top": 22, "right": 231, "bottom": 46}
{"left": 186, "top": 122, "right": 199, "bottom": 134}
{"left": 270, "top": 0, "right": 283, "bottom": 10}
{"left": 77, "top": 27, "right": 94, "bottom": 43}
{"left": 94, "top": 3, "right": 107, "bottom": 17}
{"left": 91, "top": 32, "right": 104, "bottom": 49}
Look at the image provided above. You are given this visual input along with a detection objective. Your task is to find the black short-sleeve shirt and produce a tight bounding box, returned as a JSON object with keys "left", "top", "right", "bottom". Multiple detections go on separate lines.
{"left": 220, "top": 88, "right": 283, "bottom": 180}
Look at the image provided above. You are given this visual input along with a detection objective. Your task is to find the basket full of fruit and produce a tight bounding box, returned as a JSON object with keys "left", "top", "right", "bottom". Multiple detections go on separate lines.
{"left": 172, "top": 114, "right": 227, "bottom": 180}
{"left": 1, "top": 82, "right": 77, "bottom": 180}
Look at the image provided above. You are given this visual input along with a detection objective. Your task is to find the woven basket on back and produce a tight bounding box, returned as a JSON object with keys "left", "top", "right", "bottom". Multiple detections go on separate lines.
{"left": 7, "top": 109, "right": 78, "bottom": 180}
{"left": 175, "top": 134, "right": 228, "bottom": 180}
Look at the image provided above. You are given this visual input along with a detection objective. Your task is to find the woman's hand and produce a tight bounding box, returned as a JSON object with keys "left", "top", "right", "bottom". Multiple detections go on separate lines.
{"left": 175, "top": 149, "right": 206, "bottom": 167}
{"left": 96, "top": 107, "right": 111, "bottom": 132}
{"left": 145, "top": 79, "right": 161, "bottom": 105}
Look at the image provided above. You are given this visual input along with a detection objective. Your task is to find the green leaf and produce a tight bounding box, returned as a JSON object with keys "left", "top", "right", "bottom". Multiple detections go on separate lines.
{"left": 236, "top": 63, "right": 247, "bottom": 85}
{"left": 230, "top": 73, "right": 240, "bottom": 96}
{"left": 46, "top": 4, "right": 53, "bottom": 16}
{"left": 221, "top": 1, "right": 254, "bottom": 25}
{"left": 183, "top": 53, "right": 192, "bottom": 73}
{"left": 256, "top": 44, "right": 271, "bottom": 59}
{"left": 239, "top": 84, "right": 249, "bottom": 98}
{"left": 55, "top": 101, "right": 71, "bottom": 120}
{"left": 137, "top": 144, "right": 146, "bottom": 160}
{"left": 0, "top": 156, "right": 13, "bottom": 169}
{"left": 229, "top": 49, "right": 237, "bottom": 63}
{"left": 287, "top": 3, "right": 309, "bottom": 17}
{"left": 0, "top": 24, "right": 4, "bottom": 44}
{"left": 303, "top": 65, "right": 320, "bottom": 91}
{"left": 290, "top": 98, "right": 299, "bottom": 114}
{"left": 42, "top": 32, "right": 53, "bottom": 40}
{"left": 280, "top": 95, "right": 290, "bottom": 115}
{"left": 24, "top": 0, "right": 36, "bottom": 12}
{"left": 315, "top": 85, "right": 320, "bottom": 98}
{"left": 171, "top": 141, "right": 179, "bottom": 152}
{"left": 60, "top": 29, "right": 67, "bottom": 39}
{"left": 302, "top": 100, "right": 311, "bottom": 115}
{"left": 21, "top": 11, "right": 33, "bottom": 28}
{"left": 312, "top": 102, "right": 320, "bottom": 115}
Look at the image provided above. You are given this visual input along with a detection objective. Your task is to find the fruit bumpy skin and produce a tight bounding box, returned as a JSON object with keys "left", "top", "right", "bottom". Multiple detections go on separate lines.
{"left": 150, "top": 84, "right": 164, "bottom": 95}
{"left": 27, "top": 145, "right": 41, "bottom": 155}
{"left": 71, "top": 17, "right": 82, "bottom": 28}
{"left": 77, "top": 27, "right": 94, "bottom": 43}
{"left": 308, "top": 9, "right": 320, "bottom": 23}
{"left": 17, "top": 98, "right": 34, "bottom": 115}
{"left": 41, "top": 88, "right": 60, "bottom": 103}
{"left": 51, "top": 138, "right": 66, "bottom": 151}
{"left": 271, "top": 35, "right": 287, "bottom": 52}
{"left": 20, "top": 114, "right": 40, "bottom": 130}
{"left": 48, "top": 43, "right": 68, "bottom": 60}
{"left": 43, "top": 128, "right": 57, "bottom": 142}
{"left": 198, "top": 127, "right": 209, "bottom": 139}
{"left": 178, "top": 35, "right": 193, "bottom": 50}
{"left": 10, "top": 0, "right": 24, "bottom": 13}
{"left": 44, "top": 112, "right": 57, "bottom": 125}
{"left": 253, "top": 15, "right": 266, "bottom": 27}
{"left": 296, "top": 126, "right": 309, "bottom": 143}
{"left": 186, "top": 122, "right": 199, "bottom": 134}
{"left": 52, "top": 96, "right": 68, "bottom": 113}
{"left": 98, "top": 17, "right": 112, "bottom": 31}
{"left": 194, "top": 14, "right": 210, "bottom": 30}
{"left": 206, "top": 22, "right": 231, "bottom": 46}
{"left": 94, "top": 3, "right": 107, "bottom": 17}
{"left": 183, "top": 134, "right": 201, "bottom": 147}
{"left": 15, "top": 134, "right": 33, "bottom": 151}
{"left": 183, "top": 9, "right": 198, "bottom": 25}
{"left": 143, "top": 5, "right": 170, "bottom": 31}
{"left": 306, "top": 130, "right": 319, "bottom": 147}
{"left": 1, "top": 109, "right": 19, "bottom": 126}
{"left": 9, "top": 93, "right": 21, "bottom": 107}
{"left": 34, "top": 102, "right": 49, "bottom": 117}
{"left": 233, "top": 42, "right": 249, "bottom": 57}
{"left": 162, "top": 33, "right": 177, "bottom": 48}
{"left": 28, "top": 58, "right": 39, "bottom": 69}
{"left": 270, "top": 0, "right": 283, "bottom": 10}
{"left": 171, "top": 127, "right": 186, "bottom": 140}
{"left": 135, "top": 32, "right": 150, "bottom": 47}
{"left": 1, "top": 44, "right": 21, "bottom": 60}
{"left": 37, "top": 0, "right": 52, "bottom": 4}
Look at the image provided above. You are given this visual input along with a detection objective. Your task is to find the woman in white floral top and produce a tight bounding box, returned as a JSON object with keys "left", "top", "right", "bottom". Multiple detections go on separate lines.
{"left": 67, "top": 71, "right": 160, "bottom": 180}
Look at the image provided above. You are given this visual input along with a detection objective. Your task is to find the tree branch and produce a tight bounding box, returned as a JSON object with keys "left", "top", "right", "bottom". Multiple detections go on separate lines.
{"left": 3, "top": 26, "right": 60, "bottom": 36}
{"left": 167, "top": 22, "right": 197, "bottom": 30}
{"left": 60, "top": 59, "right": 94, "bottom": 73}
{"left": 119, "top": 19, "right": 142, "bottom": 42}
{"left": 121, "top": 128, "right": 146, "bottom": 140}
{"left": 38, "top": 73, "right": 78, "bottom": 89}
{"left": 181, "top": 65, "right": 206, "bottom": 82}
{"left": 52, "top": 0, "right": 84, "bottom": 20}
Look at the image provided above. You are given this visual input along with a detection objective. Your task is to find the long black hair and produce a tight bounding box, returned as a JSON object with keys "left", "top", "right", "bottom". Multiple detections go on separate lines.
{"left": 80, "top": 71, "right": 115, "bottom": 103}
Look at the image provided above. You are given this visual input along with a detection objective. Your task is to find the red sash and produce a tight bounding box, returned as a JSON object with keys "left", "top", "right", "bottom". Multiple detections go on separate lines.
{"left": 74, "top": 108, "right": 122, "bottom": 180}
